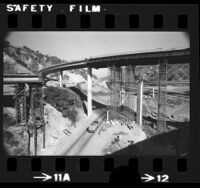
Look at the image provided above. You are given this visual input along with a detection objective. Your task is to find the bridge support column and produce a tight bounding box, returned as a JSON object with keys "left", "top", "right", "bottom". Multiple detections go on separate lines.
{"left": 157, "top": 60, "right": 167, "bottom": 133}
{"left": 107, "top": 109, "right": 109, "bottom": 121}
{"left": 87, "top": 67, "right": 92, "bottom": 117}
{"left": 152, "top": 87, "right": 155, "bottom": 98}
{"left": 136, "top": 80, "right": 143, "bottom": 128}
{"left": 59, "top": 71, "right": 63, "bottom": 87}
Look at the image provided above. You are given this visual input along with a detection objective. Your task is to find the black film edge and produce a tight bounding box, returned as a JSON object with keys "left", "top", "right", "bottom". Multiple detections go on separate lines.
{"left": 0, "top": 3, "right": 199, "bottom": 183}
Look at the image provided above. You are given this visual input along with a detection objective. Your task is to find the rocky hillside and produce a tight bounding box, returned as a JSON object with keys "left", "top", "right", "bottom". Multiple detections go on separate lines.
{"left": 135, "top": 64, "right": 190, "bottom": 82}
{"left": 4, "top": 40, "right": 189, "bottom": 83}
{"left": 4, "top": 40, "right": 67, "bottom": 74}
{"left": 3, "top": 51, "right": 35, "bottom": 75}
{"left": 3, "top": 40, "right": 97, "bottom": 81}
{"left": 101, "top": 64, "right": 189, "bottom": 84}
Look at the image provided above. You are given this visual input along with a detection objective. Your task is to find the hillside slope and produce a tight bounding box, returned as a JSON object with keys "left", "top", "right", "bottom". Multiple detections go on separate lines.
{"left": 3, "top": 41, "right": 97, "bottom": 83}
{"left": 4, "top": 40, "right": 189, "bottom": 84}
{"left": 3, "top": 51, "right": 35, "bottom": 75}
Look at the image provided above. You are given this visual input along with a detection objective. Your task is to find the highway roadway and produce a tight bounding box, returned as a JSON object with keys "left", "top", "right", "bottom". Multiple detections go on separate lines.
{"left": 39, "top": 48, "right": 190, "bottom": 75}
{"left": 64, "top": 111, "right": 106, "bottom": 155}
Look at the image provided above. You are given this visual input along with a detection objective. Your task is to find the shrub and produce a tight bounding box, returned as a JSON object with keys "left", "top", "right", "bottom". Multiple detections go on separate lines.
{"left": 70, "top": 110, "right": 78, "bottom": 123}
{"left": 56, "top": 99, "right": 66, "bottom": 107}
{"left": 4, "top": 61, "right": 17, "bottom": 74}
{"left": 4, "top": 130, "right": 14, "bottom": 140}
{"left": 62, "top": 109, "right": 70, "bottom": 118}
{"left": 12, "top": 140, "right": 19, "bottom": 147}
{"left": 3, "top": 114, "right": 16, "bottom": 127}
{"left": 44, "top": 87, "right": 82, "bottom": 123}
{"left": 13, "top": 148, "right": 24, "bottom": 155}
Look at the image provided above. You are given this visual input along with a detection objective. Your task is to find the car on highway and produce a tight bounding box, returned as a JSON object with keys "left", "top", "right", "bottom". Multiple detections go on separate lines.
{"left": 87, "top": 121, "right": 99, "bottom": 133}
{"left": 63, "top": 129, "right": 72, "bottom": 136}
{"left": 63, "top": 126, "right": 74, "bottom": 136}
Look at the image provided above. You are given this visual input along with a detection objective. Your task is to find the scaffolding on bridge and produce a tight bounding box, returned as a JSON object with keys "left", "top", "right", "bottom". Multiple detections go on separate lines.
{"left": 108, "top": 61, "right": 169, "bottom": 135}
{"left": 108, "top": 65, "right": 121, "bottom": 120}
{"left": 157, "top": 60, "right": 168, "bottom": 133}
{"left": 14, "top": 83, "right": 27, "bottom": 125}
{"left": 13, "top": 82, "right": 45, "bottom": 156}
{"left": 108, "top": 65, "right": 136, "bottom": 124}
{"left": 121, "top": 65, "right": 136, "bottom": 124}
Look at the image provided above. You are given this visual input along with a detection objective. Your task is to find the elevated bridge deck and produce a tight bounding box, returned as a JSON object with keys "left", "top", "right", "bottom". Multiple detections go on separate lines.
{"left": 39, "top": 48, "right": 190, "bottom": 76}
{"left": 3, "top": 74, "right": 43, "bottom": 84}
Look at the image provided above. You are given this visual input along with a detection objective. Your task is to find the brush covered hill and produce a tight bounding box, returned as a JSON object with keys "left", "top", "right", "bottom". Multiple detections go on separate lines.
{"left": 3, "top": 51, "right": 35, "bottom": 75}
{"left": 3, "top": 41, "right": 91, "bottom": 123}
{"left": 102, "top": 64, "right": 189, "bottom": 85}
{"left": 3, "top": 40, "right": 64, "bottom": 74}
{"left": 4, "top": 40, "right": 189, "bottom": 82}
{"left": 134, "top": 64, "right": 189, "bottom": 82}
{"left": 3, "top": 41, "right": 88, "bottom": 155}
{"left": 3, "top": 40, "right": 97, "bottom": 81}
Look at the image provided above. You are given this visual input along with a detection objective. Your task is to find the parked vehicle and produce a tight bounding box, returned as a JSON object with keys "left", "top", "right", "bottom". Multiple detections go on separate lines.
{"left": 63, "top": 128, "right": 72, "bottom": 135}
{"left": 87, "top": 121, "right": 99, "bottom": 133}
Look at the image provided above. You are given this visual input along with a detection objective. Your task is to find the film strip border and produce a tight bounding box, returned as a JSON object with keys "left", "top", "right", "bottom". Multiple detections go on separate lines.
{"left": 6, "top": 13, "right": 189, "bottom": 29}
{"left": 0, "top": 4, "right": 199, "bottom": 183}
{"left": 0, "top": 4, "right": 198, "bottom": 30}
{"left": 2, "top": 157, "right": 188, "bottom": 182}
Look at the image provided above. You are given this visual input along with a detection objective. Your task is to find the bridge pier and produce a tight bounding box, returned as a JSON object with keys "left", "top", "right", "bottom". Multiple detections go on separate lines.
{"left": 87, "top": 67, "right": 92, "bottom": 117}
{"left": 152, "top": 87, "right": 155, "bottom": 98}
{"left": 59, "top": 70, "right": 63, "bottom": 87}
{"left": 136, "top": 80, "right": 143, "bottom": 128}
{"left": 157, "top": 59, "right": 167, "bottom": 133}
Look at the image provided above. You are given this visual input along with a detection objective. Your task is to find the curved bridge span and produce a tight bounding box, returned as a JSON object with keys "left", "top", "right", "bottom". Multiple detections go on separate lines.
{"left": 38, "top": 47, "right": 190, "bottom": 119}
{"left": 3, "top": 48, "right": 190, "bottom": 155}
{"left": 39, "top": 48, "right": 190, "bottom": 76}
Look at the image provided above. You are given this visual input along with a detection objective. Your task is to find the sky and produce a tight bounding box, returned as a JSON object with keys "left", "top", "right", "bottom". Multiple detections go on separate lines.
{"left": 5, "top": 32, "right": 190, "bottom": 77}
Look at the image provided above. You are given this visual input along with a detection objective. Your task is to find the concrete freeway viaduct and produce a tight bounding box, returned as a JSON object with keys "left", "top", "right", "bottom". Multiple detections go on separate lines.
{"left": 39, "top": 48, "right": 190, "bottom": 117}
{"left": 3, "top": 48, "right": 190, "bottom": 119}
{"left": 3, "top": 48, "right": 190, "bottom": 155}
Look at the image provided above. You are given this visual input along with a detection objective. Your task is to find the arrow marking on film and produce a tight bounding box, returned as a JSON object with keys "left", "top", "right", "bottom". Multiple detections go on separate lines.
{"left": 33, "top": 173, "right": 52, "bottom": 182}
{"left": 141, "top": 174, "right": 155, "bottom": 182}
